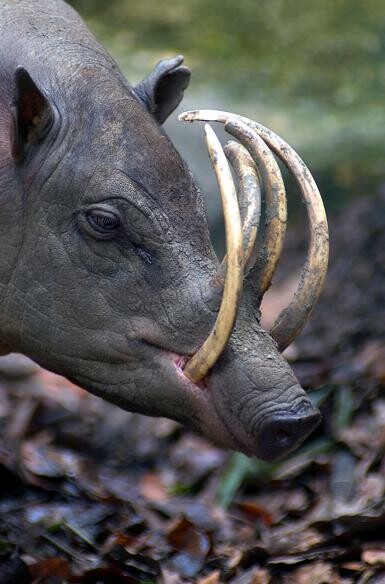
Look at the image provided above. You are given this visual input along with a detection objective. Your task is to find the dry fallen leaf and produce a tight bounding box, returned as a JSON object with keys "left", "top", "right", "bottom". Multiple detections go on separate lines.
{"left": 198, "top": 569, "right": 221, "bottom": 584}
{"left": 283, "top": 561, "right": 338, "bottom": 584}
{"left": 231, "top": 566, "right": 271, "bottom": 584}
{"left": 29, "top": 557, "right": 70, "bottom": 579}
{"left": 362, "top": 548, "right": 385, "bottom": 566}
{"left": 236, "top": 500, "right": 275, "bottom": 526}
{"left": 161, "top": 568, "right": 184, "bottom": 584}
{"left": 166, "top": 516, "right": 212, "bottom": 579}
{"left": 167, "top": 516, "right": 211, "bottom": 559}
{"left": 139, "top": 472, "right": 169, "bottom": 501}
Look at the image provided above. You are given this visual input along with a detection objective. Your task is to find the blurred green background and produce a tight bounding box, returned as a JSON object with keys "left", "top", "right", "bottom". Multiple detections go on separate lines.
{"left": 69, "top": 0, "right": 385, "bottom": 217}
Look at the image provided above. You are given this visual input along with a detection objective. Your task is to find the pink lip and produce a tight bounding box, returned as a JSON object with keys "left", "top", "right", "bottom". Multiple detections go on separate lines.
{"left": 159, "top": 350, "right": 209, "bottom": 392}
{"left": 173, "top": 354, "right": 208, "bottom": 391}
{"left": 138, "top": 338, "right": 239, "bottom": 448}
{"left": 171, "top": 353, "right": 188, "bottom": 371}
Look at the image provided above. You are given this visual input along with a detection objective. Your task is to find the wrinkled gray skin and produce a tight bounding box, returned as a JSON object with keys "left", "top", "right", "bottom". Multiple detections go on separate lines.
{"left": 0, "top": 0, "right": 320, "bottom": 461}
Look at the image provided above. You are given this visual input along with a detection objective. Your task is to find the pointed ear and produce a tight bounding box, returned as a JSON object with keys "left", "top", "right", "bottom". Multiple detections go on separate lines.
{"left": 134, "top": 55, "right": 191, "bottom": 124}
{"left": 11, "top": 67, "right": 54, "bottom": 162}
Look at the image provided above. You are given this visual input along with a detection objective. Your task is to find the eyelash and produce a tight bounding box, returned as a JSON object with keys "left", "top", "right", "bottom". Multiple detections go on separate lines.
{"left": 87, "top": 209, "right": 119, "bottom": 232}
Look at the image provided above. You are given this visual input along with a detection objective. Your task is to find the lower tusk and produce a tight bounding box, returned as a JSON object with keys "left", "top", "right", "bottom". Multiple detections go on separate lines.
{"left": 183, "top": 124, "right": 244, "bottom": 382}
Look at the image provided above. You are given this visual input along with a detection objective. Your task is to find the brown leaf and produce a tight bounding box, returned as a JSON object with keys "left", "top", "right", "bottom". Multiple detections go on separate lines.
{"left": 362, "top": 548, "right": 385, "bottom": 565}
{"left": 198, "top": 569, "right": 221, "bottom": 584}
{"left": 101, "top": 532, "right": 142, "bottom": 556}
{"left": 29, "top": 557, "right": 70, "bottom": 579}
{"left": 341, "top": 561, "right": 364, "bottom": 572}
{"left": 262, "top": 526, "right": 323, "bottom": 556}
{"left": 167, "top": 516, "right": 210, "bottom": 559}
{"left": 236, "top": 501, "right": 274, "bottom": 526}
{"left": 284, "top": 561, "right": 338, "bottom": 584}
{"left": 231, "top": 567, "right": 271, "bottom": 584}
{"left": 227, "top": 550, "right": 243, "bottom": 570}
{"left": 139, "top": 472, "right": 169, "bottom": 501}
{"left": 252, "top": 569, "right": 272, "bottom": 584}
{"left": 161, "top": 568, "right": 184, "bottom": 584}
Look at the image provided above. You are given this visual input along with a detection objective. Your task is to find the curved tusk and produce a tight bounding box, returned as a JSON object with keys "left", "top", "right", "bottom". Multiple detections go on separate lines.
{"left": 224, "top": 119, "right": 287, "bottom": 298}
{"left": 179, "top": 110, "right": 329, "bottom": 352}
{"left": 180, "top": 112, "right": 286, "bottom": 299}
{"left": 223, "top": 141, "right": 261, "bottom": 271}
{"left": 183, "top": 124, "right": 244, "bottom": 382}
{"left": 250, "top": 121, "right": 329, "bottom": 351}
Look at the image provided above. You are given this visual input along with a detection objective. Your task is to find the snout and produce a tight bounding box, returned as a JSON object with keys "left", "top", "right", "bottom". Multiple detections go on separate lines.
{"left": 257, "top": 403, "right": 321, "bottom": 462}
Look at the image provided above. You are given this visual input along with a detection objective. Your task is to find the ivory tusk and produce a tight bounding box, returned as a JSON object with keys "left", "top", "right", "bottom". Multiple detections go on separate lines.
{"left": 183, "top": 124, "right": 244, "bottom": 382}
{"left": 180, "top": 111, "right": 287, "bottom": 298}
{"left": 224, "top": 119, "right": 287, "bottom": 299}
{"left": 223, "top": 141, "right": 261, "bottom": 271}
{"left": 179, "top": 110, "right": 329, "bottom": 352}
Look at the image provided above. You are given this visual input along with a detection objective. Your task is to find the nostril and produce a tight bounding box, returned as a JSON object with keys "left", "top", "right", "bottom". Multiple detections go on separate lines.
{"left": 258, "top": 409, "right": 321, "bottom": 462}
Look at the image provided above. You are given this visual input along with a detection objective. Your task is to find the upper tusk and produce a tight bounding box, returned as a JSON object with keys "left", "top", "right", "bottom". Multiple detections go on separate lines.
{"left": 183, "top": 124, "right": 244, "bottom": 382}
{"left": 252, "top": 121, "right": 329, "bottom": 351}
{"left": 224, "top": 119, "right": 287, "bottom": 300}
{"left": 179, "top": 110, "right": 329, "bottom": 352}
{"left": 223, "top": 141, "right": 261, "bottom": 271}
{"left": 180, "top": 111, "right": 287, "bottom": 297}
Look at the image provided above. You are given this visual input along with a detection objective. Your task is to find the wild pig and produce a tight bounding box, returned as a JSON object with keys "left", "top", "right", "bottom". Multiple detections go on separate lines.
{"left": 0, "top": 0, "right": 328, "bottom": 460}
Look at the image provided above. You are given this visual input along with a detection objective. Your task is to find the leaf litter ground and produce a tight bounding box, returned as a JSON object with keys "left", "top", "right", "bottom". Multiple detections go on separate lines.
{"left": 1, "top": 194, "right": 385, "bottom": 583}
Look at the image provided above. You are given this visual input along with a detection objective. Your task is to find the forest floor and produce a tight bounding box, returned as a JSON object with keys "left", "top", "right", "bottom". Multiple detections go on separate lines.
{"left": 1, "top": 194, "right": 385, "bottom": 584}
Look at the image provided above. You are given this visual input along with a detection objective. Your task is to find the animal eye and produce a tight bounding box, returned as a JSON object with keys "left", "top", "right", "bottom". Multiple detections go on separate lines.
{"left": 86, "top": 209, "right": 120, "bottom": 234}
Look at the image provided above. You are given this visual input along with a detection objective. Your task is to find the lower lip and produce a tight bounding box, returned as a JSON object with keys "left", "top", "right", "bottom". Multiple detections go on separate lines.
{"left": 141, "top": 340, "right": 187, "bottom": 373}
{"left": 171, "top": 353, "right": 208, "bottom": 391}
{"left": 173, "top": 354, "right": 188, "bottom": 371}
{"left": 156, "top": 346, "right": 252, "bottom": 453}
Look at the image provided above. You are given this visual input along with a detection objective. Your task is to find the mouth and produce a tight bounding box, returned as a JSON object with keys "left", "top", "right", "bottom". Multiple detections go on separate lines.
{"left": 140, "top": 339, "right": 320, "bottom": 461}
{"left": 140, "top": 339, "right": 245, "bottom": 451}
